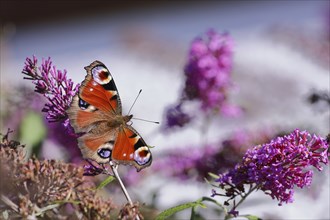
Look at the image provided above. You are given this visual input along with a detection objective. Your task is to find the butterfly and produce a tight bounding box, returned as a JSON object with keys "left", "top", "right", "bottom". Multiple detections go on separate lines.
{"left": 67, "top": 61, "right": 152, "bottom": 171}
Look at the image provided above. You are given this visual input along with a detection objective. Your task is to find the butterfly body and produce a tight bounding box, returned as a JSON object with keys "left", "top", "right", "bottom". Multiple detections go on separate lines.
{"left": 67, "top": 61, "right": 152, "bottom": 171}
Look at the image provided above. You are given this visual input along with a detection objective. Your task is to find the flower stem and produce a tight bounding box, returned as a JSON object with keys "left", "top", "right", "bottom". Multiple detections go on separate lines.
{"left": 109, "top": 162, "right": 133, "bottom": 204}
{"left": 109, "top": 162, "right": 140, "bottom": 220}
{"left": 230, "top": 184, "right": 258, "bottom": 216}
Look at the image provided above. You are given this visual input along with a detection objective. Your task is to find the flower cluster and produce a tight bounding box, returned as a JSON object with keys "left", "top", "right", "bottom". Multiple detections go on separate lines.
{"left": 22, "top": 56, "right": 79, "bottom": 124}
{"left": 0, "top": 129, "right": 148, "bottom": 219}
{"left": 165, "top": 29, "right": 242, "bottom": 129}
{"left": 212, "top": 129, "right": 329, "bottom": 216}
{"left": 184, "top": 29, "right": 234, "bottom": 110}
{"left": 118, "top": 202, "right": 143, "bottom": 220}
{"left": 151, "top": 128, "right": 276, "bottom": 182}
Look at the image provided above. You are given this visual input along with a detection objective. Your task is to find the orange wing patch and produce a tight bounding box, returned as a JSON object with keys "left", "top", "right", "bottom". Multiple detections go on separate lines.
{"left": 76, "top": 111, "right": 96, "bottom": 129}
{"left": 83, "top": 136, "right": 108, "bottom": 151}
{"left": 78, "top": 133, "right": 115, "bottom": 164}
{"left": 80, "top": 80, "right": 118, "bottom": 113}
{"left": 112, "top": 127, "right": 136, "bottom": 162}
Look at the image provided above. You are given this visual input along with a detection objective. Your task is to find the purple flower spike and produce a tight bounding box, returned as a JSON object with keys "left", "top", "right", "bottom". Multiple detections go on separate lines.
{"left": 163, "top": 29, "right": 242, "bottom": 130}
{"left": 22, "top": 56, "right": 79, "bottom": 123}
{"left": 213, "top": 129, "right": 329, "bottom": 216}
{"left": 184, "top": 29, "right": 235, "bottom": 112}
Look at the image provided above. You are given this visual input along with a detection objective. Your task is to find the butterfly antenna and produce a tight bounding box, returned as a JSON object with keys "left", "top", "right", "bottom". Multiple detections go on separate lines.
{"left": 128, "top": 89, "right": 142, "bottom": 115}
{"left": 132, "top": 117, "right": 160, "bottom": 124}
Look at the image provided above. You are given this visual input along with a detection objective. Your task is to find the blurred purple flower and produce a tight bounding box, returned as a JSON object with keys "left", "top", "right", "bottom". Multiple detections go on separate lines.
{"left": 184, "top": 29, "right": 235, "bottom": 111}
{"left": 164, "top": 103, "right": 192, "bottom": 129}
{"left": 2, "top": 86, "right": 45, "bottom": 133}
{"left": 164, "top": 29, "right": 242, "bottom": 129}
{"left": 213, "top": 129, "right": 329, "bottom": 216}
{"left": 326, "top": 3, "right": 330, "bottom": 39}
{"left": 153, "top": 145, "right": 218, "bottom": 181}
{"left": 46, "top": 121, "right": 82, "bottom": 162}
{"left": 22, "top": 56, "right": 79, "bottom": 124}
{"left": 153, "top": 128, "right": 276, "bottom": 181}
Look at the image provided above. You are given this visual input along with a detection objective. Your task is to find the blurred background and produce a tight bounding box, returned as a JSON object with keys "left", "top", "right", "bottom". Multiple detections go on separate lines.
{"left": 1, "top": 1, "right": 329, "bottom": 219}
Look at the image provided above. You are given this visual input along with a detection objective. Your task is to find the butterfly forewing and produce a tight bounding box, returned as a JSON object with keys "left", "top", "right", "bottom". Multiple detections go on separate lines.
{"left": 81, "top": 61, "right": 121, "bottom": 114}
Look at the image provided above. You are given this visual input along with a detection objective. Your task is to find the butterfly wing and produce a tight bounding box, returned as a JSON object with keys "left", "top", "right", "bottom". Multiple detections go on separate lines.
{"left": 112, "top": 125, "right": 152, "bottom": 171}
{"left": 68, "top": 60, "right": 153, "bottom": 169}
{"left": 80, "top": 61, "right": 122, "bottom": 114}
{"left": 67, "top": 61, "right": 122, "bottom": 163}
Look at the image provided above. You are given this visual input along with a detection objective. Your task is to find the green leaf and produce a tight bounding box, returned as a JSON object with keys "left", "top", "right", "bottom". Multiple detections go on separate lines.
{"left": 200, "top": 197, "right": 224, "bottom": 208}
{"left": 205, "top": 173, "right": 220, "bottom": 187}
{"left": 190, "top": 206, "right": 205, "bottom": 220}
{"left": 241, "top": 214, "right": 262, "bottom": 220}
{"left": 204, "top": 177, "right": 219, "bottom": 188}
{"left": 208, "top": 172, "right": 219, "bottom": 179}
{"left": 200, "top": 197, "right": 227, "bottom": 216}
{"left": 156, "top": 201, "right": 204, "bottom": 220}
{"left": 19, "top": 111, "right": 46, "bottom": 156}
{"left": 157, "top": 197, "right": 227, "bottom": 220}
{"left": 96, "top": 176, "right": 115, "bottom": 190}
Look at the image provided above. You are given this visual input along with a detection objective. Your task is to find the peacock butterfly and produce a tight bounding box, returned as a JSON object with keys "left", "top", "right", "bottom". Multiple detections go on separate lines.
{"left": 67, "top": 61, "right": 152, "bottom": 171}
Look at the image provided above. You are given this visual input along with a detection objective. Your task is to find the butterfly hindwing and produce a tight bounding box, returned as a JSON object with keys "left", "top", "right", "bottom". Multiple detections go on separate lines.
{"left": 112, "top": 126, "right": 152, "bottom": 171}
{"left": 78, "top": 130, "right": 116, "bottom": 164}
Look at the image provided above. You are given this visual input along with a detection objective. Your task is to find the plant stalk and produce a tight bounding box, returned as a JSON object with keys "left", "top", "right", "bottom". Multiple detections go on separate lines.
{"left": 109, "top": 162, "right": 140, "bottom": 220}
